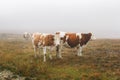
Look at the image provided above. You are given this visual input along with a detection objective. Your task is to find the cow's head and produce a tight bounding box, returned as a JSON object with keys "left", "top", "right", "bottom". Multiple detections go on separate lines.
{"left": 54, "top": 32, "right": 61, "bottom": 46}
{"left": 54, "top": 31, "right": 66, "bottom": 46}
{"left": 23, "top": 32, "right": 30, "bottom": 40}
{"left": 90, "top": 33, "right": 96, "bottom": 40}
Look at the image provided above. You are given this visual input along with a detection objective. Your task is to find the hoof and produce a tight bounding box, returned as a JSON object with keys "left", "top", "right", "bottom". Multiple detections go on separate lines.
{"left": 58, "top": 56, "right": 63, "bottom": 59}
{"left": 77, "top": 54, "right": 82, "bottom": 56}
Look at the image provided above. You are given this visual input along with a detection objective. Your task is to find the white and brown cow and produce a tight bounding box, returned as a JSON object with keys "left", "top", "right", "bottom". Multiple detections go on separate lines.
{"left": 55, "top": 31, "right": 66, "bottom": 58}
{"left": 23, "top": 32, "right": 42, "bottom": 57}
{"left": 55, "top": 31, "right": 96, "bottom": 58}
{"left": 23, "top": 32, "right": 56, "bottom": 62}
{"left": 40, "top": 33, "right": 55, "bottom": 62}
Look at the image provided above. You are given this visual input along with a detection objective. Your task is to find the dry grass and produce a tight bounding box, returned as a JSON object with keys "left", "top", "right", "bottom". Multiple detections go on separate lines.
{"left": 0, "top": 38, "right": 120, "bottom": 80}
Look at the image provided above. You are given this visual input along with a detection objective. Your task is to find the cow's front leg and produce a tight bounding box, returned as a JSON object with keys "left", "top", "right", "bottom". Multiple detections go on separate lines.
{"left": 43, "top": 47, "right": 46, "bottom": 62}
{"left": 59, "top": 44, "right": 63, "bottom": 58}
{"left": 56, "top": 45, "right": 60, "bottom": 58}
{"left": 79, "top": 46, "right": 82, "bottom": 56}
{"left": 77, "top": 46, "right": 83, "bottom": 56}
{"left": 33, "top": 46, "right": 37, "bottom": 58}
{"left": 56, "top": 45, "right": 62, "bottom": 59}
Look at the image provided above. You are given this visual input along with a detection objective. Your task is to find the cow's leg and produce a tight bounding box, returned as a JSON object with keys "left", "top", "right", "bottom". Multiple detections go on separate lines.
{"left": 38, "top": 46, "right": 41, "bottom": 57}
{"left": 33, "top": 46, "right": 37, "bottom": 58}
{"left": 59, "top": 44, "right": 63, "bottom": 58}
{"left": 49, "top": 47, "right": 53, "bottom": 60}
{"left": 56, "top": 45, "right": 59, "bottom": 58}
{"left": 43, "top": 47, "right": 46, "bottom": 62}
{"left": 79, "top": 46, "right": 82, "bottom": 56}
{"left": 56, "top": 45, "right": 62, "bottom": 59}
{"left": 77, "top": 47, "right": 79, "bottom": 56}
{"left": 77, "top": 46, "right": 82, "bottom": 56}
{"left": 38, "top": 46, "right": 40, "bottom": 54}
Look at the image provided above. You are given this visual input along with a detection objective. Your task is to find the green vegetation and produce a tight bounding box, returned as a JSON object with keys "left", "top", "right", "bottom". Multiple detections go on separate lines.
{"left": 0, "top": 38, "right": 120, "bottom": 80}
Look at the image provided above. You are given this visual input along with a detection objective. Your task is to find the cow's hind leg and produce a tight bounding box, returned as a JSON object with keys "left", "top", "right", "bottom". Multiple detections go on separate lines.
{"left": 48, "top": 47, "right": 53, "bottom": 60}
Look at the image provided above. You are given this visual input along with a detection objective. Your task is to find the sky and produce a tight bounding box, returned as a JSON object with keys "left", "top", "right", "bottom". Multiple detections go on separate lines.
{"left": 0, "top": 0, "right": 120, "bottom": 38}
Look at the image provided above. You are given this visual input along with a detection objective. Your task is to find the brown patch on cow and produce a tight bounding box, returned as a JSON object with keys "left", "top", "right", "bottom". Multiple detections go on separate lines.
{"left": 64, "top": 33, "right": 80, "bottom": 48}
{"left": 60, "top": 37, "right": 64, "bottom": 41}
{"left": 33, "top": 34, "right": 42, "bottom": 47}
{"left": 43, "top": 35, "right": 55, "bottom": 46}
{"left": 80, "top": 33, "right": 92, "bottom": 46}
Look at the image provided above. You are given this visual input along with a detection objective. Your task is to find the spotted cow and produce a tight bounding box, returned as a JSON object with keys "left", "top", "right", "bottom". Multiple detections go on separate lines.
{"left": 55, "top": 31, "right": 96, "bottom": 58}
{"left": 23, "top": 32, "right": 57, "bottom": 62}
{"left": 23, "top": 32, "right": 42, "bottom": 57}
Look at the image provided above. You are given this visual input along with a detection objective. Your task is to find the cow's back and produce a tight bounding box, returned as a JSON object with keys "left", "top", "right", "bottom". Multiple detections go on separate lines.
{"left": 33, "top": 33, "right": 41, "bottom": 47}
{"left": 44, "top": 35, "right": 54, "bottom": 46}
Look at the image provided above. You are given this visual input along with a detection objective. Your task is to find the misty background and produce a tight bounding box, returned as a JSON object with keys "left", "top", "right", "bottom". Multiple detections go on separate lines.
{"left": 0, "top": 0, "right": 120, "bottom": 38}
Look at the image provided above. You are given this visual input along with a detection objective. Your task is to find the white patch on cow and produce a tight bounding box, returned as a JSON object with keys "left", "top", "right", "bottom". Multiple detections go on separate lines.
{"left": 38, "top": 42, "right": 42, "bottom": 46}
{"left": 76, "top": 33, "right": 82, "bottom": 39}
{"left": 59, "top": 31, "right": 66, "bottom": 37}
{"left": 55, "top": 38, "right": 60, "bottom": 45}
{"left": 42, "top": 33, "right": 48, "bottom": 37}
{"left": 66, "top": 35, "right": 69, "bottom": 41}
{"left": 54, "top": 34, "right": 60, "bottom": 45}
{"left": 63, "top": 35, "right": 71, "bottom": 48}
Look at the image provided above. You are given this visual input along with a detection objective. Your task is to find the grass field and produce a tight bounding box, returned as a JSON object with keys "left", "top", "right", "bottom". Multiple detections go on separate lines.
{"left": 0, "top": 36, "right": 120, "bottom": 80}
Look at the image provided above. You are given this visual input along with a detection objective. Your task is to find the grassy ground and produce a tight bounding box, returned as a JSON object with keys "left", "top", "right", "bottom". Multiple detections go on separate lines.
{"left": 0, "top": 38, "right": 120, "bottom": 80}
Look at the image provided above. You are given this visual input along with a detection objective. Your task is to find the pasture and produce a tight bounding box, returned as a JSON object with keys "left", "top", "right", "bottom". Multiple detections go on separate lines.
{"left": 0, "top": 34, "right": 120, "bottom": 80}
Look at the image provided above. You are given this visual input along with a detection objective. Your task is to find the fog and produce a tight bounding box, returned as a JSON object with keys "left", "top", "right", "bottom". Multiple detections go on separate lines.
{"left": 0, "top": 0, "right": 120, "bottom": 38}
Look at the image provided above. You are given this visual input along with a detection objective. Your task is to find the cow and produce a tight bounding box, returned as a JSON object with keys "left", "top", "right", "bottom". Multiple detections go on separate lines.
{"left": 55, "top": 31, "right": 66, "bottom": 58}
{"left": 23, "top": 32, "right": 59, "bottom": 62}
{"left": 55, "top": 31, "right": 96, "bottom": 58}
{"left": 40, "top": 33, "right": 55, "bottom": 62}
{"left": 23, "top": 32, "right": 42, "bottom": 58}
